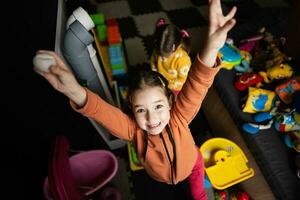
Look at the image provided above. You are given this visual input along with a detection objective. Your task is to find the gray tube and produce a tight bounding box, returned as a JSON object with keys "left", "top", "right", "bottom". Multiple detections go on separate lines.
{"left": 62, "top": 20, "right": 111, "bottom": 102}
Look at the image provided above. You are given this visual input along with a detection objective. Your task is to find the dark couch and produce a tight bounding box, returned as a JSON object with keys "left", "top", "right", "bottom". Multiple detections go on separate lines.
{"left": 214, "top": 68, "right": 300, "bottom": 200}
{"left": 211, "top": 2, "right": 300, "bottom": 199}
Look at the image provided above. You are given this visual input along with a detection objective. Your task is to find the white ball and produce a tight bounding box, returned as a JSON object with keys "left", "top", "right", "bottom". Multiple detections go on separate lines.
{"left": 33, "top": 54, "right": 56, "bottom": 72}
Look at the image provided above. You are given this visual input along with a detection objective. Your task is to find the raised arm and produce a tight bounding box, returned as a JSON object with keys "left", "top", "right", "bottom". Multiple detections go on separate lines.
{"left": 199, "top": 0, "right": 237, "bottom": 67}
{"left": 172, "top": 0, "right": 237, "bottom": 123}
{"left": 34, "top": 50, "right": 136, "bottom": 141}
{"left": 33, "top": 50, "right": 87, "bottom": 107}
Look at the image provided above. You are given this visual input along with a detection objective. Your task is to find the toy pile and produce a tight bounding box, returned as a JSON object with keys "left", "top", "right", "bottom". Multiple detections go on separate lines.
{"left": 217, "top": 27, "right": 300, "bottom": 178}
{"left": 204, "top": 175, "right": 250, "bottom": 200}
{"left": 214, "top": 187, "right": 250, "bottom": 200}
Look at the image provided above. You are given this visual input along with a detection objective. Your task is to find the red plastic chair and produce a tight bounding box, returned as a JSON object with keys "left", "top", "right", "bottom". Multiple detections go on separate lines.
{"left": 44, "top": 135, "right": 119, "bottom": 200}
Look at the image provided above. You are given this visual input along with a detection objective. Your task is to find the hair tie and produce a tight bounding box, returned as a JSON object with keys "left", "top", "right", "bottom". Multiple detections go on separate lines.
{"left": 156, "top": 18, "right": 166, "bottom": 28}
{"left": 181, "top": 30, "right": 189, "bottom": 38}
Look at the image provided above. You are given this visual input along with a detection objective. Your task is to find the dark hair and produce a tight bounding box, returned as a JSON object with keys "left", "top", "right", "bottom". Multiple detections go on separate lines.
{"left": 127, "top": 68, "right": 174, "bottom": 104}
{"left": 154, "top": 19, "right": 191, "bottom": 56}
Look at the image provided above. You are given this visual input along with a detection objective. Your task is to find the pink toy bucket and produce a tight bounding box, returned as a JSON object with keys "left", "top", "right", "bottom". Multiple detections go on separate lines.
{"left": 44, "top": 149, "right": 118, "bottom": 199}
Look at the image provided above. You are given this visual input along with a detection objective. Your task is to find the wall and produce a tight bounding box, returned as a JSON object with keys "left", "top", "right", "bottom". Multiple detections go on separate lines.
{"left": 285, "top": 0, "right": 300, "bottom": 66}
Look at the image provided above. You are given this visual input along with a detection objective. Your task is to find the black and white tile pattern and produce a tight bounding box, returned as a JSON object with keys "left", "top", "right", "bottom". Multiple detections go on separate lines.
{"left": 90, "top": 0, "right": 211, "bottom": 67}
{"left": 90, "top": 0, "right": 290, "bottom": 69}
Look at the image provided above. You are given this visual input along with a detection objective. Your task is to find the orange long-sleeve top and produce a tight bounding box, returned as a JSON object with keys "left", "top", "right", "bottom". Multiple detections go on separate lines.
{"left": 71, "top": 54, "right": 220, "bottom": 184}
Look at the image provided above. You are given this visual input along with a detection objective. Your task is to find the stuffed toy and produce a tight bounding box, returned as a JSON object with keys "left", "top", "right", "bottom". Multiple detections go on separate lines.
{"left": 283, "top": 131, "right": 300, "bottom": 152}
{"left": 251, "top": 28, "right": 292, "bottom": 75}
{"left": 283, "top": 91, "right": 300, "bottom": 152}
{"left": 234, "top": 63, "right": 294, "bottom": 93}
{"left": 242, "top": 87, "right": 276, "bottom": 114}
{"left": 235, "top": 72, "right": 264, "bottom": 91}
{"left": 242, "top": 90, "right": 300, "bottom": 135}
{"left": 275, "top": 79, "right": 300, "bottom": 104}
{"left": 258, "top": 63, "right": 294, "bottom": 84}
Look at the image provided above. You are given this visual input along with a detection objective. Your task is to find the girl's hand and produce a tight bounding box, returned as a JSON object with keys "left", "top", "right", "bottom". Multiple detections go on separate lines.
{"left": 208, "top": 0, "right": 237, "bottom": 50}
{"left": 34, "top": 50, "right": 87, "bottom": 107}
{"left": 200, "top": 0, "right": 237, "bottom": 66}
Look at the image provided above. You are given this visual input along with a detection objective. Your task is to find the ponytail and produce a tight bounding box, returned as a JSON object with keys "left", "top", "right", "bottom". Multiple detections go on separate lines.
{"left": 154, "top": 18, "right": 191, "bottom": 55}
{"left": 181, "top": 29, "right": 191, "bottom": 54}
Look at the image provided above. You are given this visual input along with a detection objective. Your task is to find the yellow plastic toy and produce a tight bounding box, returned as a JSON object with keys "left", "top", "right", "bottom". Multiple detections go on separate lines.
{"left": 127, "top": 142, "right": 144, "bottom": 171}
{"left": 200, "top": 137, "right": 254, "bottom": 190}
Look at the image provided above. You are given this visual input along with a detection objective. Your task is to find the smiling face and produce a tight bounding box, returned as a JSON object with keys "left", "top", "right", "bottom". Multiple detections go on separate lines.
{"left": 131, "top": 86, "right": 171, "bottom": 135}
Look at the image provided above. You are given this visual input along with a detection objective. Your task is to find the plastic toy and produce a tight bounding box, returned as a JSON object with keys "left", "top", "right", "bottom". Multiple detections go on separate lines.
{"left": 204, "top": 175, "right": 215, "bottom": 199}
{"left": 200, "top": 138, "right": 254, "bottom": 190}
{"left": 106, "top": 18, "right": 121, "bottom": 45}
{"left": 215, "top": 188, "right": 250, "bottom": 200}
{"left": 214, "top": 190, "right": 228, "bottom": 200}
{"left": 218, "top": 42, "right": 242, "bottom": 70}
{"left": 90, "top": 13, "right": 107, "bottom": 42}
{"left": 127, "top": 142, "right": 144, "bottom": 171}
{"left": 90, "top": 13, "right": 105, "bottom": 25}
{"left": 230, "top": 191, "right": 250, "bottom": 200}
{"left": 97, "top": 24, "right": 107, "bottom": 42}
{"left": 105, "top": 18, "right": 126, "bottom": 76}
{"left": 63, "top": 7, "right": 114, "bottom": 104}
{"left": 234, "top": 50, "right": 252, "bottom": 73}
{"left": 43, "top": 135, "right": 119, "bottom": 199}
{"left": 109, "top": 44, "right": 126, "bottom": 75}
{"left": 33, "top": 53, "right": 56, "bottom": 73}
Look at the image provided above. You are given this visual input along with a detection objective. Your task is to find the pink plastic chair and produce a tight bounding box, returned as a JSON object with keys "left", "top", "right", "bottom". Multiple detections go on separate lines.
{"left": 44, "top": 135, "right": 119, "bottom": 200}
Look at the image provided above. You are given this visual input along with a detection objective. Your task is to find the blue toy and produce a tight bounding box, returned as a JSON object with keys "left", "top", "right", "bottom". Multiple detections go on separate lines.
{"left": 218, "top": 41, "right": 252, "bottom": 72}
{"left": 234, "top": 50, "right": 252, "bottom": 73}
{"left": 243, "top": 98, "right": 300, "bottom": 135}
{"left": 218, "top": 42, "right": 242, "bottom": 70}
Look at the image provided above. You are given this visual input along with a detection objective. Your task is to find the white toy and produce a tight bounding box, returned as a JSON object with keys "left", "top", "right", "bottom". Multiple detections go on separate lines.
{"left": 33, "top": 54, "right": 56, "bottom": 72}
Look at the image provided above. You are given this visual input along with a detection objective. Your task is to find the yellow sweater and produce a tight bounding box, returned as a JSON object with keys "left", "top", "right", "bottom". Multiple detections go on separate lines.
{"left": 150, "top": 45, "right": 191, "bottom": 92}
{"left": 71, "top": 55, "right": 220, "bottom": 184}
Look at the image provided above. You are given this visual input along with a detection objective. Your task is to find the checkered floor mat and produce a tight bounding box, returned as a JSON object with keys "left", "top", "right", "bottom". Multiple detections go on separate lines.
{"left": 88, "top": 0, "right": 290, "bottom": 69}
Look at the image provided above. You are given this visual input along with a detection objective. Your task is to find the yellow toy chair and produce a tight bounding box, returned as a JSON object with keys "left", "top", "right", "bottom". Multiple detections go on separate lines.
{"left": 200, "top": 137, "right": 254, "bottom": 190}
